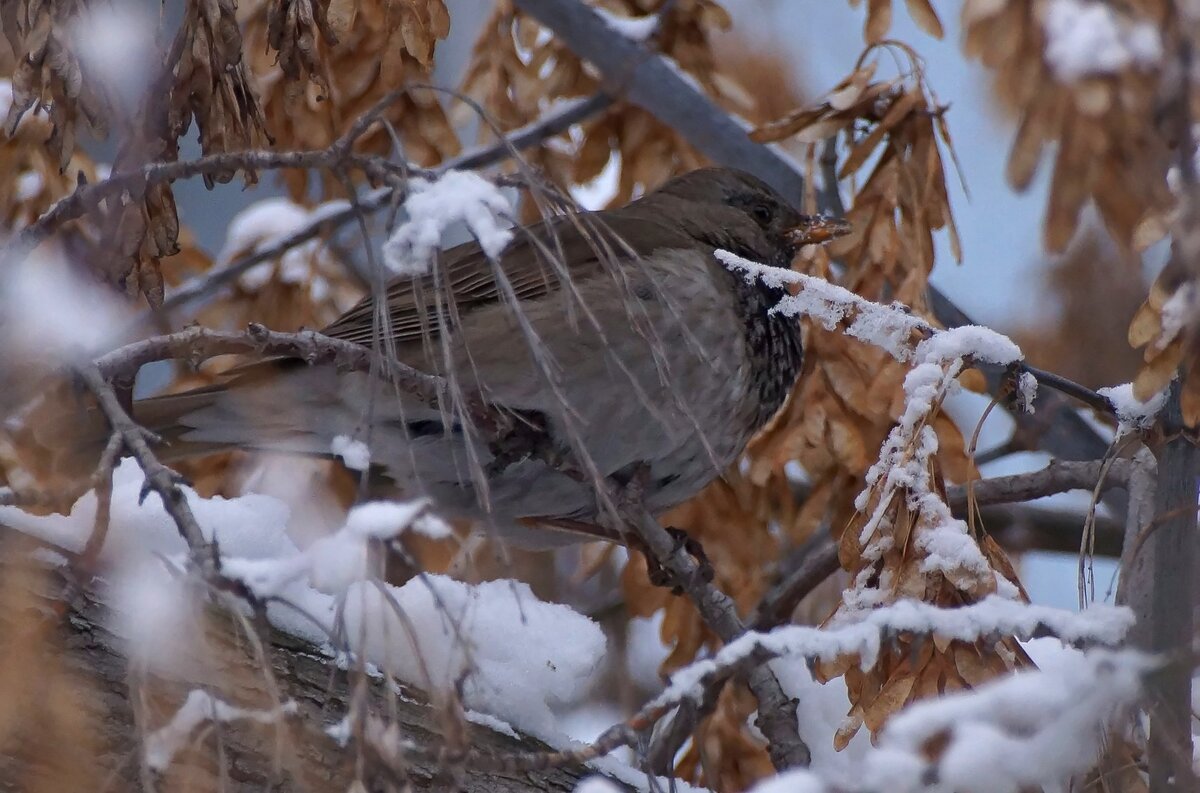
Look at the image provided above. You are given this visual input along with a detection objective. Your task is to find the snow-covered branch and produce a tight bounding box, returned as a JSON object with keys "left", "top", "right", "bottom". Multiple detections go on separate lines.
{"left": 749, "top": 648, "right": 1152, "bottom": 793}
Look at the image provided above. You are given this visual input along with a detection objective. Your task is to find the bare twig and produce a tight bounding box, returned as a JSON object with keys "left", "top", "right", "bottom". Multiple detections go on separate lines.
{"left": 605, "top": 473, "right": 812, "bottom": 772}
{"left": 750, "top": 537, "right": 842, "bottom": 631}
{"left": 945, "top": 459, "right": 1133, "bottom": 511}
{"left": 94, "top": 323, "right": 444, "bottom": 408}
{"left": 77, "top": 433, "right": 125, "bottom": 571}
{"left": 1020, "top": 363, "right": 1117, "bottom": 416}
{"left": 3, "top": 89, "right": 424, "bottom": 265}
{"left": 75, "top": 362, "right": 214, "bottom": 572}
{"left": 91, "top": 324, "right": 562, "bottom": 452}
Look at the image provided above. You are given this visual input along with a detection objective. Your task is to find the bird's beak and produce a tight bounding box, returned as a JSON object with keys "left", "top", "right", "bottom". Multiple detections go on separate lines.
{"left": 787, "top": 215, "right": 852, "bottom": 247}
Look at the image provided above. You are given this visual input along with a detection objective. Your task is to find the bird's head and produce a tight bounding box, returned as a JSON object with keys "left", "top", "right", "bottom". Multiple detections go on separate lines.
{"left": 651, "top": 167, "right": 850, "bottom": 261}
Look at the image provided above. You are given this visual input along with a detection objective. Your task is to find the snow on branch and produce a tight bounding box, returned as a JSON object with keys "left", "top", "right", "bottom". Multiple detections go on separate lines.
{"left": 0, "top": 459, "right": 606, "bottom": 739}
{"left": 868, "top": 648, "right": 1151, "bottom": 793}
{"left": 1097, "top": 382, "right": 1168, "bottom": 435}
{"left": 718, "top": 250, "right": 1027, "bottom": 603}
{"left": 716, "top": 250, "right": 1023, "bottom": 371}
{"left": 660, "top": 596, "right": 1134, "bottom": 706}
{"left": 746, "top": 649, "right": 1151, "bottom": 793}
{"left": 383, "top": 169, "right": 515, "bottom": 275}
{"left": 717, "top": 251, "right": 934, "bottom": 363}
{"left": 144, "top": 690, "right": 298, "bottom": 772}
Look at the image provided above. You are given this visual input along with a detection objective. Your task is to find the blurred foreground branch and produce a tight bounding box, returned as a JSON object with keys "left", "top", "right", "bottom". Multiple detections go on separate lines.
{"left": 0, "top": 548, "right": 602, "bottom": 793}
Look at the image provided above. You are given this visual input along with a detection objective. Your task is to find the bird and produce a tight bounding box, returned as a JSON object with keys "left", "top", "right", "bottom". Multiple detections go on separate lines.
{"left": 59, "top": 168, "right": 849, "bottom": 547}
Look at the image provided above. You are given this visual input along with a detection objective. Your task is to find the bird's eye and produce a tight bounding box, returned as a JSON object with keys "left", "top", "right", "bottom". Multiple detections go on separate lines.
{"left": 752, "top": 204, "right": 773, "bottom": 225}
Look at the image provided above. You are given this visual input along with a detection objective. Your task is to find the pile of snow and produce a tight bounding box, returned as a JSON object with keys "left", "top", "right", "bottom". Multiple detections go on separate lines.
{"left": 0, "top": 459, "right": 605, "bottom": 738}
{"left": 383, "top": 170, "right": 514, "bottom": 276}
{"left": 1043, "top": 0, "right": 1162, "bottom": 81}
{"left": 1098, "top": 382, "right": 1168, "bottom": 435}
{"left": 219, "top": 197, "right": 349, "bottom": 296}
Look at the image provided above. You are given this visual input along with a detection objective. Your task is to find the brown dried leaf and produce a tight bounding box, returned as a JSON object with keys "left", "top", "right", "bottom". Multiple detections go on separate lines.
{"left": 1128, "top": 300, "right": 1164, "bottom": 348}
{"left": 905, "top": 0, "right": 944, "bottom": 38}
{"left": 863, "top": 670, "right": 917, "bottom": 732}
{"left": 865, "top": 0, "right": 892, "bottom": 44}
{"left": 1134, "top": 338, "right": 1183, "bottom": 402}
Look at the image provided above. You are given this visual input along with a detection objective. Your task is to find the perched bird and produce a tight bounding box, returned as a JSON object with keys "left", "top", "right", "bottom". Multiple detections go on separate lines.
{"left": 85, "top": 168, "right": 848, "bottom": 546}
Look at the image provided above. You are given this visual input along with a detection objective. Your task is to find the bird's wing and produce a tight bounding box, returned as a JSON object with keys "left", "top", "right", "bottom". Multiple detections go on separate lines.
{"left": 320, "top": 210, "right": 686, "bottom": 349}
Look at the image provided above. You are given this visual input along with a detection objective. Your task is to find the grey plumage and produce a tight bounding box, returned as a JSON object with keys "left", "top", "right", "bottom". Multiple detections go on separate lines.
{"left": 131, "top": 168, "right": 837, "bottom": 546}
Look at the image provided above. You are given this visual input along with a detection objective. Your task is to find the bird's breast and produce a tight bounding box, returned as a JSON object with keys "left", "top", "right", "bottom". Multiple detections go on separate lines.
{"left": 721, "top": 261, "right": 804, "bottom": 429}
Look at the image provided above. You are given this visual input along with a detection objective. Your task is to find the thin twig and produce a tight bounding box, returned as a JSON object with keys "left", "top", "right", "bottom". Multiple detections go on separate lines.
{"left": 607, "top": 472, "right": 812, "bottom": 772}
{"left": 94, "top": 323, "right": 443, "bottom": 408}
{"left": 141, "top": 93, "right": 613, "bottom": 324}
{"left": 750, "top": 537, "right": 842, "bottom": 631}
{"left": 4, "top": 89, "right": 423, "bottom": 265}
{"left": 1020, "top": 363, "right": 1116, "bottom": 416}
{"left": 77, "top": 432, "right": 125, "bottom": 571}
{"left": 945, "top": 459, "right": 1133, "bottom": 512}
{"left": 75, "top": 362, "right": 214, "bottom": 572}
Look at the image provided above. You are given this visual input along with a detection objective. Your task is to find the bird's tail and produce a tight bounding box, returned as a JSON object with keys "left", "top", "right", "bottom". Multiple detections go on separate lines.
{"left": 133, "top": 386, "right": 238, "bottom": 460}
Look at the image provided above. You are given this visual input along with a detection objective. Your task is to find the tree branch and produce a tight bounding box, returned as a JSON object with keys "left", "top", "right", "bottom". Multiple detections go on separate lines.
{"left": 145, "top": 93, "right": 614, "bottom": 323}
{"left": 3, "top": 88, "right": 416, "bottom": 266}
{"left": 93, "top": 324, "right": 444, "bottom": 411}
{"left": 608, "top": 475, "right": 812, "bottom": 772}
{"left": 511, "top": 0, "right": 806, "bottom": 204}
{"left": 75, "top": 362, "right": 215, "bottom": 572}
{"left": 945, "top": 459, "right": 1132, "bottom": 510}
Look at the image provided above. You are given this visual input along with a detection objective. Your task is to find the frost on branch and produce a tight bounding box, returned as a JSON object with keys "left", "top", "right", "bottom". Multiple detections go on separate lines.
{"left": 383, "top": 170, "right": 514, "bottom": 276}
{"left": 720, "top": 251, "right": 1044, "bottom": 745}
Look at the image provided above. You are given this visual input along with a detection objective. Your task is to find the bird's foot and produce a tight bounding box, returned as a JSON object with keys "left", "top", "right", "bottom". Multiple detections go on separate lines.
{"left": 644, "top": 527, "right": 715, "bottom": 595}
